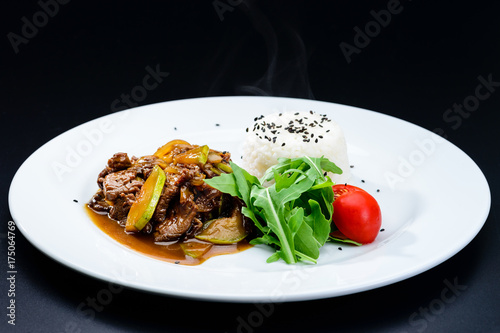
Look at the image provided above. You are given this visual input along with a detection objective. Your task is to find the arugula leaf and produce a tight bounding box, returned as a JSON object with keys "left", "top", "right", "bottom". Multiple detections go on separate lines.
{"left": 329, "top": 236, "right": 362, "bottom": 246}
{"left": 204, "top": 156, "right": 342, "bottom": 264}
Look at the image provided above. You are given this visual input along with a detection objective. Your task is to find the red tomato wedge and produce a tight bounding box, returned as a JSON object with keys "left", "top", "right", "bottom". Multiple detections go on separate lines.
{"left": 331, "top": 184, "right": 382, "bottom": 244}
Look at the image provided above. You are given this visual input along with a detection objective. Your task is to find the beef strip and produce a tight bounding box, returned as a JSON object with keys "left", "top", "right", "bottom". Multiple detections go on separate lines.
{"left": 194, "top": 185, "right": 222, "bottom": 213}
{"left": 108, "top": 194, "right": 134, "bottom": 226}
{"left": 154, "top": 200, "right": 198, "bottom": 241}
{"left": 102, "top": 169, "right": 144, "bottom": 201}
{"left": 88, "top": 189, "right": 111, "bottom": 214}
{"left": 151, "top": 163, "right": 204, "bottom": 216}
{"left": 97, "top": 152, "right": 133, "bottom": 189}
{"left": 95, "top": 154, "right": 167, "bottom": 230}
{"left": 152, "top": 164, "right": 218, "bottom": 240}
{"left": 108, "top": 152, "right": 132, "bottom": 171}
{"left": 179, "top": 163, "right": 204, "bottom": 180}
{"left": 185, "top": 217, "right": 203, "bottom": 238}
{"left": 91, "top": 144, "right": 237, "bottom": 242}
{"left": 133, "top": 155, "right": 165, "bottom": 179}
{"left": 151, "top": 171, "right": 187, "bottom": 222}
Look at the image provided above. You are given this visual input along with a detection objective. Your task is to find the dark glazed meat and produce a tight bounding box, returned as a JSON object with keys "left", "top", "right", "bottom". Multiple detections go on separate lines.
{"left": 108, "top": 152, "right": 132, "bottom": 171}
{"left": 102, "top": 169, "right": 144, "bottom": 201}
{"left": 97, "top": 152, "right": 133, "bottom": 189}
{"left": 195, "top": 186, "right": 223, "bottom": 212}
{"left": 88, "top": 140, "right": 236, "bottom": 243}
{"left": 154, "top": 200, "right": 198, "bottom": 241}
{"left": 151, "top": 174, "right": 181, "bottom": 224}
{"left": 108, "top": 194, "right": 134, "bottom": 227}
{"left": 133, "top": 155, "right": 165, "bottom": 179}
{"left": 88, "top": 190, "right": 110, "bottom": 214}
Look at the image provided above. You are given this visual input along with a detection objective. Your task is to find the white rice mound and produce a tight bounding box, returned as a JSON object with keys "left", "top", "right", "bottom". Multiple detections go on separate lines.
{"left": 241, "top": 110, "right": 351, "bottom": 184}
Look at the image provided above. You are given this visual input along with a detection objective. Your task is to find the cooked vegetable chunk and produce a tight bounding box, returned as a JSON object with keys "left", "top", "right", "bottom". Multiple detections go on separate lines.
{"left": 195, "top": 206, "right": 247, "bottom": 244}
{"left": 180, "top": 242, "right": 213, "bottom": 258}
{"left": 125, "top": 165, "right": 166, "bottom": 232}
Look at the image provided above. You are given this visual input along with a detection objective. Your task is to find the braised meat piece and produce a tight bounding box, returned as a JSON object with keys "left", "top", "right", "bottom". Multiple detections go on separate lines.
{"left": 88, "top": 190, "right": 111, "bottom": 214}
{"left": 108, "top": 152, "right": 132, "bottom": 171}
{"left": 194, "top": 185, "right": 223, "bottom": 212}
{"left": 88, "top": 140, "right": 237, "bottom": 243}
{"left": 97, "top": 152, "right": 133, "bottom": 189}
{"left": 102, "top": 169, "right": 144, "bottom": 201}
{"left": 154, "top": 200, "right": 199, "bottom": 241}
{"left": 108, "top": 194, "right": 135, "bottom": 227}
{"left": 152, "top": 171, "right": 223, "bottom": 241}
{"left": 151, "top": 172, "right": 183, "bottom": 224}
{"left": 132, "top": 155, "right": 165, "bottom": 179}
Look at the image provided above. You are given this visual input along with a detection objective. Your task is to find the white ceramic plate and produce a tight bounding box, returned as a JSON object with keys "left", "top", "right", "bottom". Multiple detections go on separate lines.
{"left": 9, "top": 97, "right": 490, "bottom": 302}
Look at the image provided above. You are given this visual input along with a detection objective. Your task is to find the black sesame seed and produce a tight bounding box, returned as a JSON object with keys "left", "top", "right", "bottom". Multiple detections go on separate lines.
{"left": 315, "top": 138, "right": 318, "bottom": 143}
{"left": 281, "top": 143, "right": 286, "bottom": 146}
{"left": 73, "top": 199, "right": 78, "bottom": 203}
{"left": 246, "top": 128, "right": 249, "bottom": 132}
{"left": 338, "top": 247, "right": 343, "bottom": 251}
{"left": 350, "top": 165, "right": 354, "bottom": 168}
{"left": 361, "top": 180, "right": 365, "bottom": 183}
{"left": 377, "top": 189, "right": 380, "bottom": 192}
{"left": 215, "top": 123, "right": 220, "bottom": 127}
{"left": 175, "top": 261, "right": 180, "bottom": 264}
{"left": 174, "top": 127, "right": 177, "bottom": 130}
{"left": 380, "top": 228, "right": 385, "bottom": 232}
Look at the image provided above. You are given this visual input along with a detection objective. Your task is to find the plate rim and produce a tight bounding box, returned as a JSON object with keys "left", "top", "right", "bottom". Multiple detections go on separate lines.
{"left": 8, "top": 96, "right": 491, "bottom": 302}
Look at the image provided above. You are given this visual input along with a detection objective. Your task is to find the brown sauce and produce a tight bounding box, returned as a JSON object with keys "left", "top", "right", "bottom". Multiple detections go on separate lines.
{"left": 85, "top": 205, "right": 252, "bottom": 265}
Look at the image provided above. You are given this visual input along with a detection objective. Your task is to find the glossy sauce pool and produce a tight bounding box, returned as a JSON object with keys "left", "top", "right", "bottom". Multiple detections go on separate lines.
{"left": 85, "top": 205, "right": 252, "bottom": 265}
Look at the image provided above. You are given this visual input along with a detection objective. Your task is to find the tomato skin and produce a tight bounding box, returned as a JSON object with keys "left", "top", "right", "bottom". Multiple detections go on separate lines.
{"left": 331, "top": 185, "right": 382, "bottom": 244}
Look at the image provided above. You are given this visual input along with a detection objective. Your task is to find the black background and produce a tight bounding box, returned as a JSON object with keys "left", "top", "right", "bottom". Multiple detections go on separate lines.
{"left": 2, "top": 1, "right": 500, "bottom": 332}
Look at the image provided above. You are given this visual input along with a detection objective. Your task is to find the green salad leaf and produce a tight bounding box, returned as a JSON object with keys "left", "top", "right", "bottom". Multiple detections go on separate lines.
{"left": 204, "top": 156, "right": 342, "bottom": 264}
